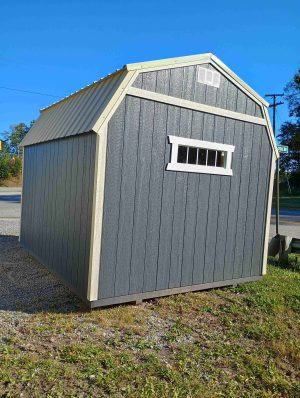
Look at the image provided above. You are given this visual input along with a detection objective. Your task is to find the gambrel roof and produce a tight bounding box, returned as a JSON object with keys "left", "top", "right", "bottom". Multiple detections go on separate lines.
{"left": 20, "top": 53, "right": 278, "bottom": 158}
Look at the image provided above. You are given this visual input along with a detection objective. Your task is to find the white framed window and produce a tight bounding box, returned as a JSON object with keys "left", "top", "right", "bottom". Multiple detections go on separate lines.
{"left": 197, "top": 66, "right": 221, "bottom": 88}
{"left": 167, "top": 135, "right": 235, "bottom": 176}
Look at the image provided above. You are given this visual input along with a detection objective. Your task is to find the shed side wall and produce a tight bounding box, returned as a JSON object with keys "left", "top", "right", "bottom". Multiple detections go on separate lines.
{"left": 21, "top": 132, "right": 97, "bottom": 298}
{"left": 98, "top": 96, "right": 272, "bottom": 300}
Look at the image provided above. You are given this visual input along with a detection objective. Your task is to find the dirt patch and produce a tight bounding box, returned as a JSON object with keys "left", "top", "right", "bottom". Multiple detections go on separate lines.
{"left": 0, "top": 175, "right": 22, "bottom": 187}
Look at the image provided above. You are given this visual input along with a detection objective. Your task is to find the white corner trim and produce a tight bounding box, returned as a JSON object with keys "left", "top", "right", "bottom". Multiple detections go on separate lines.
{"left": 87, "top": 125, "right": 108, "bottom": 301}
{"left": 92, "top": 70, "right": 139, "bottom": 134}
{"left": 262, "top": 152, "right": 276, "bottom": 275}
{"left": 168, "top": 135, "right": 235, "bottom": 152}
{"left": 167, "top": 135, "right": 234, "bottom": 176}
{"left": 127, "top": 87, "right": 267, "bottom": 126}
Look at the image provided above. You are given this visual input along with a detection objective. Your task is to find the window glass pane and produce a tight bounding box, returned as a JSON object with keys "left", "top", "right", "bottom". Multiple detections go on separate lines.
{"left": 177, "top": 145, "right": 188, "bottom": 163}
{"left": 216, "top": 151, "right": 226, "bottom": 167}
{"left": 198, "top": 148, "right": 207, "bottom": 165}
{"left": 207, "top": 150, "right": 216, "bottom": 166}
{"left": 188, "top": 147, "right": 197, "bottom": 164}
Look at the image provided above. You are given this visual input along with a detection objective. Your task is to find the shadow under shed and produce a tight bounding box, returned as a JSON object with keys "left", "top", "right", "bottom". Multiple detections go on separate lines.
{"left": 0, "top": 236, "right": 83, "bottom": 314}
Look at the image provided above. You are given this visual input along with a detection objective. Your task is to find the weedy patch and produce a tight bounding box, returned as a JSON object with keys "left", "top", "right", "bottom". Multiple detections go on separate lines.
{"left": 0, "top": 264, "right": 299, "bottom": 397}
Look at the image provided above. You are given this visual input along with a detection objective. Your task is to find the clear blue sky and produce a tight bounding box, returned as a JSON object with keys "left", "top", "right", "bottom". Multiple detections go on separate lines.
{"left": 1, "top": 0, "right": 299, "bottom": 138}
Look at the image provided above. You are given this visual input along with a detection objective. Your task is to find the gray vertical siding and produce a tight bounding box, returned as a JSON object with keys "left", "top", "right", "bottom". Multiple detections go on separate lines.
{"left": 132, "top": 63, "right": 263, "bottom": 118}
{"left": 21, "top": 132, "right": 96, "bottom": 298}
{"left": 99, "top": 94, "right": 272, "bottom": 300}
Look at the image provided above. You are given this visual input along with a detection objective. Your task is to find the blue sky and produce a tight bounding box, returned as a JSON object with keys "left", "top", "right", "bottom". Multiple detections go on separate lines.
{"left": 0, "top": 0, "right": 299, "bottom": 138}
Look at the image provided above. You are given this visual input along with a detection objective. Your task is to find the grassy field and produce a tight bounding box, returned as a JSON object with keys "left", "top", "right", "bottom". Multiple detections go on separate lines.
{"left": 272, "top": 196, "right": 300, "bottom": 211}
{"left": 1, "top": 262, "right": 300, "bottom": 398}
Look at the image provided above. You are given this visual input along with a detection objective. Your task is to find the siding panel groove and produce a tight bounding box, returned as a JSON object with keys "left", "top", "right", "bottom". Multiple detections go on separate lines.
{"left": 21, "top": 133, "right": 96, "bottom": 297}
{"left": 98, "top": 100, "right": 126, "bottom": 298}
{"left": 114, "top": 97, "right": 141, "bottom": 297}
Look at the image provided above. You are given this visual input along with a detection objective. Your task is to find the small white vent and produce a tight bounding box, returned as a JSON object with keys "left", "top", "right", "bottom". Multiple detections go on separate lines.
{"left": 197, "top": 67, "right": 221, "bottom": 88}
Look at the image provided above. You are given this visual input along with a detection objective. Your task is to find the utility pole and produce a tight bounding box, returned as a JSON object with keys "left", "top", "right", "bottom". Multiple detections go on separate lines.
{"left": 265, "top": 93, "right": 284, "bottom": 236}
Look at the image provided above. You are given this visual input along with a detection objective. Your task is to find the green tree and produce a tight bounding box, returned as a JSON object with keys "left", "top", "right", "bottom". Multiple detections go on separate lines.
{"left": 3, "top": 121, "right": 34, "bottom": 154}
{"left": 278, "top": 69, "right": 300, "bottom": 176}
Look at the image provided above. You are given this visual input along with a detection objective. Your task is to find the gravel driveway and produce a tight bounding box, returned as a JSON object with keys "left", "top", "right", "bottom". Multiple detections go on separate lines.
{"left": 0, "top": 188, "right": 80, "bottom": 315}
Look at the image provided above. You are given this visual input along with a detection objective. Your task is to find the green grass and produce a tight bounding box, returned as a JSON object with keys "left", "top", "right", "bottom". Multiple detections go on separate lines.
{"left": 272, "top": 196, "right": 300, "bottom": 211}
{"left": 1, "top": 262, "right": 300, "bottom": 397}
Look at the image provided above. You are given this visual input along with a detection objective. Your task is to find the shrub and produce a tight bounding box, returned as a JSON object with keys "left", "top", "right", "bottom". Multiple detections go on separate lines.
{"left": 0, "top": 155, "right": 22, "bottom": 182}
{"left": 0, "top": 156, "right": 10, "bottom": 181}
{"left": 9, "top": 156, "right": 22, "bottom": 177}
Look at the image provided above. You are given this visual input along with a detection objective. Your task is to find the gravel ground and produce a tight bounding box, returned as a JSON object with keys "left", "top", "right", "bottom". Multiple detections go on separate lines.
{"left": 0, "top": 219, "right": 20, "bottom": 236}
{"left": 0, "top": 221, "right": 80, "bottom": 315}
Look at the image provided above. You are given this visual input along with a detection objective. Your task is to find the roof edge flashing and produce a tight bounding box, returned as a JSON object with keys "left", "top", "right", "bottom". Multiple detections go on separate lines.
{"left": 210, "top": 54, "right": 269, "bottom": 107}
{"left": 125, "top": 53, "right": 213, "bottom": 71}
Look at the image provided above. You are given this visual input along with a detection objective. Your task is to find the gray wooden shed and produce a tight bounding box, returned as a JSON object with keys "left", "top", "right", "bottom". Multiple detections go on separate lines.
{"left": 20, "top": 53, "right": 278, "bottom": 308}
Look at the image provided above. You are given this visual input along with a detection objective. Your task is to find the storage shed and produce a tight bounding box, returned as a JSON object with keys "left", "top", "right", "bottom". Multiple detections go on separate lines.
{"left": 20, "top": 53, "right": 278, "bottom": 308}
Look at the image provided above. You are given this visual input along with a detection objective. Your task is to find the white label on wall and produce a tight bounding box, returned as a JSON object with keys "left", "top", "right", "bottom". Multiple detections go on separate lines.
{"left": 197, "top": 66, "right": 221, "bottom": 88}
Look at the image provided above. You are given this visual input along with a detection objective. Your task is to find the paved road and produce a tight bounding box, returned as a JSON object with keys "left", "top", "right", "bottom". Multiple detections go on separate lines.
{"left": 0, "top": 187, "right": 299, "bottom": 238}
{"left": 270, "top": 213, "right": 300, "bottom": 239}
{"left": 0, "top": 187, "right": 21, "bottom": 235}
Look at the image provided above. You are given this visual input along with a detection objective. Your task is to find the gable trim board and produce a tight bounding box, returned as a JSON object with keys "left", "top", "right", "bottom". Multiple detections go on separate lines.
{"left": 127, "top": 87, "right": 267, "bottom": 126}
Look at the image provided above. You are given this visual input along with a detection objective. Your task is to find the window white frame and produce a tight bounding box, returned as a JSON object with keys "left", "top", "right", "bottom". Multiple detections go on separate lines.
{"left": 167, "top": 135, "right": 235, "bottom": 176}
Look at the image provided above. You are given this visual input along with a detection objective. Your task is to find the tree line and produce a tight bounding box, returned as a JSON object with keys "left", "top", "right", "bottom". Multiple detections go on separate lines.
{"left": 279, "top": 69, "right": 300, "bottom": 194}
{"left": 0, "top": 122, "right": 33, "bottom": 182}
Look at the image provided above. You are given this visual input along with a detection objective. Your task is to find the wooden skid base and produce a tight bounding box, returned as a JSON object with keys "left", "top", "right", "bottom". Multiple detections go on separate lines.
{"left": 89, "top": 275, "right": 262, "bottom": 309}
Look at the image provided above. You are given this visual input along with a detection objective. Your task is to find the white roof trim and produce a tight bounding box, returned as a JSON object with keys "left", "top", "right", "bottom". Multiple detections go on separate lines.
{"left": 126, "top": 53, "right": 213, "bottom": 71}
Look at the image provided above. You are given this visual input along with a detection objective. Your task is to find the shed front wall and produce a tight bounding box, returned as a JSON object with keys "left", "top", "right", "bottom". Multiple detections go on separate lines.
{"left": 98, "top": 95, "right": 272, "bottom": 301}
{"left": 21, "top": 132, "right": 97, "bottom": 299}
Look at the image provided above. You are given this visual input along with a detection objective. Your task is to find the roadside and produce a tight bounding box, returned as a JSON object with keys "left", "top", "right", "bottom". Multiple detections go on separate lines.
{"left": 0, "top": 187, "right": 21, "bottom": 236}
{"left": 270, "top": 211, "right": 300, "bottom": 239}
{"left": 0, "top": 175, "right": 22, "bottom": 188}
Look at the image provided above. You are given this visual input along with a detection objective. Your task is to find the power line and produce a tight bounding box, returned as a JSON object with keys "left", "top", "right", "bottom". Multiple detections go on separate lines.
{"left": 0, "top": 85, "right": 61, "bottom": 98}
